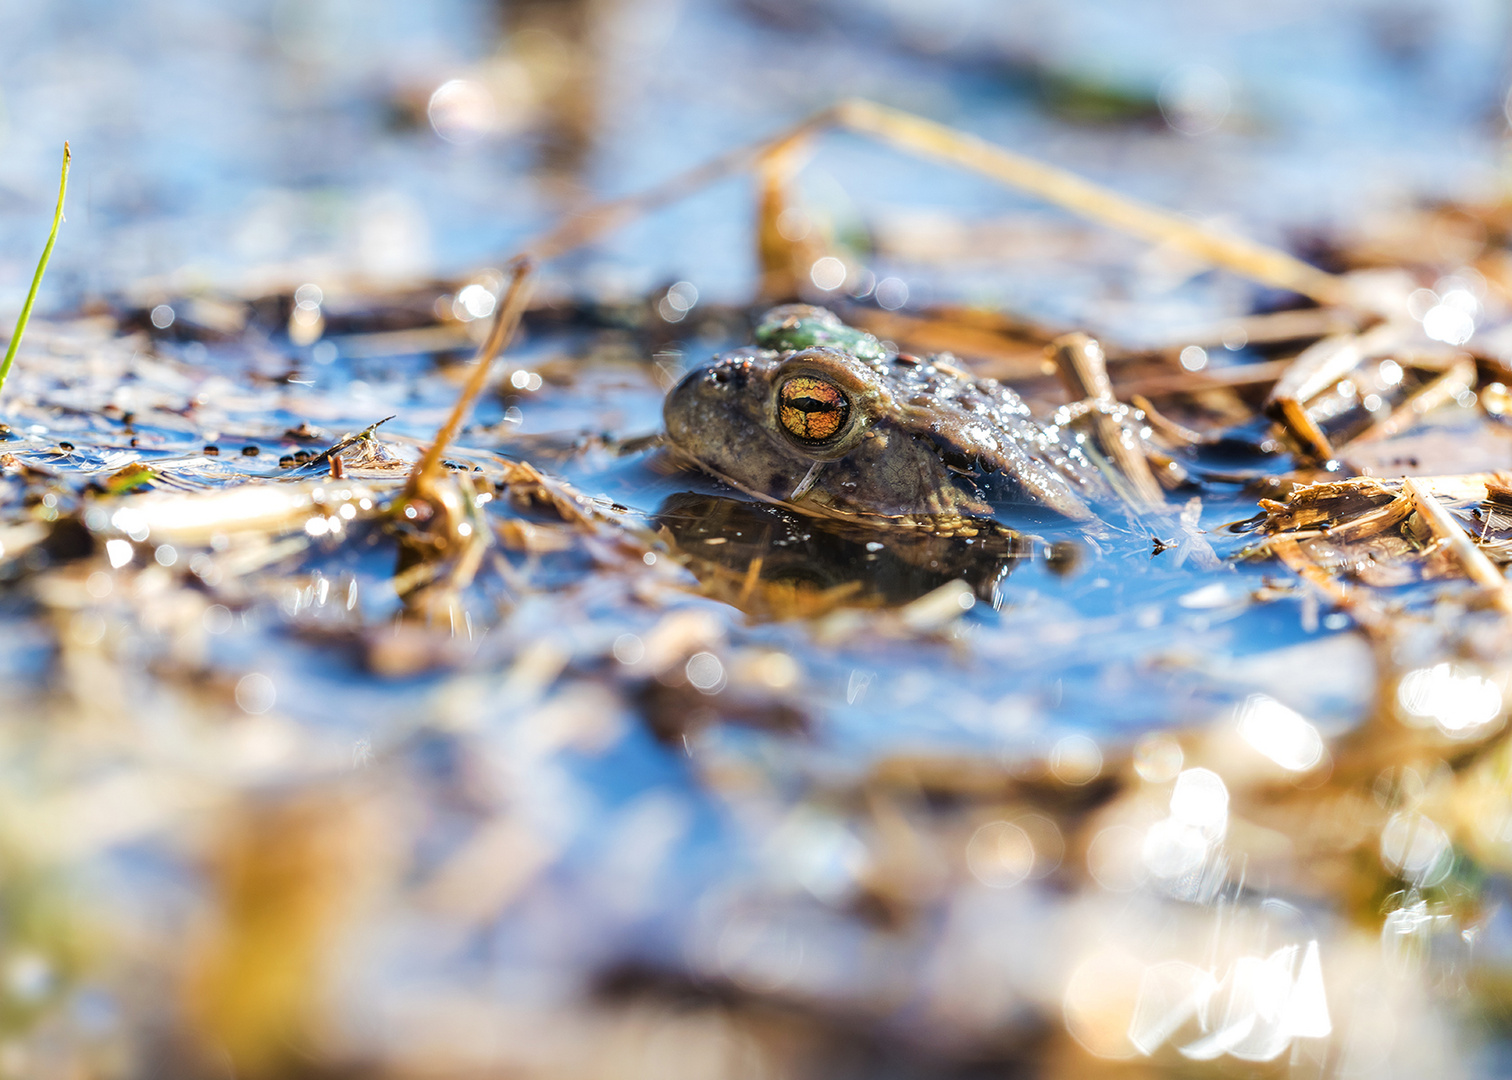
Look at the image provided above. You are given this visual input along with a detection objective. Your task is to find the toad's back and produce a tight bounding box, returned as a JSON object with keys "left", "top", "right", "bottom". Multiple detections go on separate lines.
{"left": 662, "top": 306, "right": 1116, "bottom": 528}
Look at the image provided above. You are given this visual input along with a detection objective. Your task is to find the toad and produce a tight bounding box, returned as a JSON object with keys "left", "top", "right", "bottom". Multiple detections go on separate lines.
{"left": 663, "top": 305, "right": 1135, "bottom": 528}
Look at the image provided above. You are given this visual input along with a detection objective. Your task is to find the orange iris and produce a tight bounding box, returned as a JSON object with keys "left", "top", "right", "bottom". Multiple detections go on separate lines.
{"left": 779, "top": 376, "right": 849, "bottom": 444}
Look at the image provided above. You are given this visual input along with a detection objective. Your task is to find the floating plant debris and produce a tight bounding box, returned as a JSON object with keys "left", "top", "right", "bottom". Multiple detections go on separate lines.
{"left": 2, "top": 6, "right": 1512, "bottom": 1078}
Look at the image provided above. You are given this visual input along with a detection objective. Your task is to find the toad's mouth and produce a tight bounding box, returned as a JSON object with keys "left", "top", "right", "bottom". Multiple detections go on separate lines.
{"left": 660, "top": 442, "right": 1010, "bottom": 535}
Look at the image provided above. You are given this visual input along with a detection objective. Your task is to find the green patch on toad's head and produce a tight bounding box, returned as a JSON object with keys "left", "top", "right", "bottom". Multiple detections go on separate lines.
{"left": 754, "top": 304, "right": 888, "bottom": 362}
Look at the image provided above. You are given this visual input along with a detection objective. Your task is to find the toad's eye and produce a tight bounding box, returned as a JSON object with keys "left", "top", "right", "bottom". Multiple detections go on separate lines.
{"left": 778, "top": 376, "right": 850, "bottom": 445}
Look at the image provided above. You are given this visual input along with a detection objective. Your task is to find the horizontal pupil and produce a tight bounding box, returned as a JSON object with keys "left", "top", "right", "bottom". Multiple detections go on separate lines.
{"left": 786, "top": 395, "right": 839, "bottom": 415}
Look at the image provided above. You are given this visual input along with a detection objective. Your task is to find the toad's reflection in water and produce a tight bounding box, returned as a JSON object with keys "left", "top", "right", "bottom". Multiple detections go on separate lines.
{"left": 655, "top": 491, "right": 1035, "bottom": 618}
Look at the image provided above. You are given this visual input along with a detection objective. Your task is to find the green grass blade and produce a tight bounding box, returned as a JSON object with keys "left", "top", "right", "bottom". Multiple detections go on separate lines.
{"left": 0, "top": 143, "right": 71, "bottom": 400}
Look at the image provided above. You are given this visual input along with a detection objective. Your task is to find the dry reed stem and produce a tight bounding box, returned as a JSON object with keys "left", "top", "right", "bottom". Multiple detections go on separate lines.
{"left": 419, "top": 99, "right": 1357, "bottom": 507}
{"left": 1270, "top": 535, "right": 1387, "bottom": 631}
{"left": 1162, "top": 307, "right": 1361, "bottom": 351}
{"left": 520, "top": 110, "right": 840, "bottom": 263}
{"left": 408, "top": 259, "right": 534, "bottom": 496}
{"left": 1347, "top": 355, "right": 1477, "bottom": 445}
{"left": 1129, "top": 394, "right": 1205, "bottom": 446}
{"left": 1402, "top": 476, "right": 1512, "bottom": 612}
{"left": 1054, "top": 332, "right": 1167, "bottom": 509}
{"left": 1317, "top": 493, "right": 1415, "bottom": 543}
{"left": 755, "top": 134, "right": 823, "bottom": 300}
{"left": 1266, "top": 321, "right": 1423, "bottom": 461}
{"left": 1115, "top": 357, "right": 1294, "bottom": 398}
{"left": 832, "top": 100, "right": 1348, "bottom": 305}
{"left": 1274, "top": 397, "right": 1336, "bottom": 461}
{"left": 515, "top": 100, "right": 1340, "bottom": 302}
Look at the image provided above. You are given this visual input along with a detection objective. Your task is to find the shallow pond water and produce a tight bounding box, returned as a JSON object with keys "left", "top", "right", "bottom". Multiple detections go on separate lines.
{"left": 1, "top": 1, "right": 1511, "bottom": 1077}
{"left": 0, "top": 290, "right": 1508, "bottom": 1077}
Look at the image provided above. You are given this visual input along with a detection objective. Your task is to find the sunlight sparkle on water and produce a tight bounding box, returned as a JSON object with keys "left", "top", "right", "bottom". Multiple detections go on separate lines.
{"left": 111, "top": 507, "right": 150, "bottom": 542}
{"left": 1396, "top": 662, "right": 1503, "bottom": 738}
{"left": 965, "top": 821, "right": 1035, "bottom": 889}
{"left": 775, "top": 208, "right": 810, "bottom": 241}
{"left": 665, "top": 281, "right": 699, "bottom": 312}
{"left": 1237, "top": 695, "right": 1324, "bottom": 772}
{"left": 234, "top": 673, "right": 276, "bottom": 715}
{"left": 427, "top": 79, "right": 497, "bottom": 144}
{"left": 686, "top": 652, "right": 726, "bottom": 693}
{"left": 875, "top": 277, "right": 909, "bottom": 310}
{"left": 105, "top": 539, "right": 133, "bottom": 569}
{"left": 1419, "top": 288, "right": 1478, "bottom": 345}
{"left": 1086, "top": 825, "right": 1145, "bottom": 892}
{"left": 454, "top": 283, "right": 496, "bottom": 321}
{"left": 1133, "top": 733, "right": 1183, "bottom": 783}
{"left": 1064, "top": 949, "right": 1145, "bottom": 1059}
{"left": 1158, "top": 64, "right": 1231, "bottom": 136}
{"left": 1050, "top": 734, "right": 1102, "bottom": 785}
{"left": 1380, "top": 811, "right": 1453, "bottom": 886}
{"left": 1169, "top": 769, "right": 1228, "bottom": 837}
{"left": 612, "top": 634, "right": 645, "bottom": 665}
{"left": 1124, "top": 940, "right": 1332, "bottom": 1062}
{"left": 1141, "top": 768, "right": 1229, "bottom": 885}
{"left": 657, "top": 281, "right": 699, "bottom": 323}
{"left": 809, "top": 257, "right": 847, "bottom": 292}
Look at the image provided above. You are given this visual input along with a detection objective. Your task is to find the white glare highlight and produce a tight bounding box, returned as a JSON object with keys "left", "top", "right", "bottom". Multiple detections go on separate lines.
{"left": 809, "top": 257, "right": 847, "bottom": 292}
{"left": 686, "top": 652, "right": 725, "bottom": 693}
{"left": 1141, "top": 817, "right": 1210, "bottom": 880}
{"left": 111, "top": 507, "right": 150, "bottom": 542}
{"left": 1406, "top": 288, "right": 1439, "bottom": 321}
{"left": 1380, "top": 811, "right": 1453, "bottom": 886}
{"left": 1170, "top": 768, "right": 1228, "bottom": 838}
{"left": 1133, "top": 733, "right": 1183, "bottom": 783}
{"left": 203, "top": 605, "right": 233, "bottom": 635}
{"left": 105, "top": 539, "right": 133, "bottom": 569}
{"left": 1158, "top": 64, "right": 1231, "bottom": 136}
{"left": 1063, "top": 949, "right": 1145, "bottom": 1059}
{"left": 965, "top": 821, "right": 1035, "bottom": 889}
{"left": 875, "top": 277, "right": 909, "bottom": 310}
{"left": 1050, "top": 734, "right": 1102, "bottom": 785}
{"left": 665, "top": 281, "right": 699, "bottom": 312}
{"left": 1179, "top": 345, "right": 1208, "bottom": 372}
{"left": 1142, "top": 768, "right": 1229, "bottom": 887}
{"left": 235, "top": 673, "right": 277, "bottom": 715}
{"left": 612, "top": 634, "right": 644, "bottom": 665}
{"left": 1127, "top": 940, "right": 1331, "bottom": 1061}
{"left": 1397, "top": 663, "right": 1503, "bottom": 738}
{"left": 775, "top": 208, "right": 810, "bottom": 241}
{"left": 1421, "top": 288, "right": 1477, "bottom": 345}
{"left": 1087, "top": 825, "right": 1146, "bottom": 892}
{"left": 454, "top": 283, "right": 496, "bottom": 321}
{"left": 427, "top": 79, "right": 497, "bottom": 144}
{"left": 1237, "top": 695, "right": 1324, "bottom": 772}
{"left": 150, "top": 304, "right": 175, "bottom": 329}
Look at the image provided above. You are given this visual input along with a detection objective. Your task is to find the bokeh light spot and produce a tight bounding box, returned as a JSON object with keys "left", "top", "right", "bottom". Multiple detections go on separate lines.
{"left": 965, "top": 821, "right": 1034, "bottom": 889}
